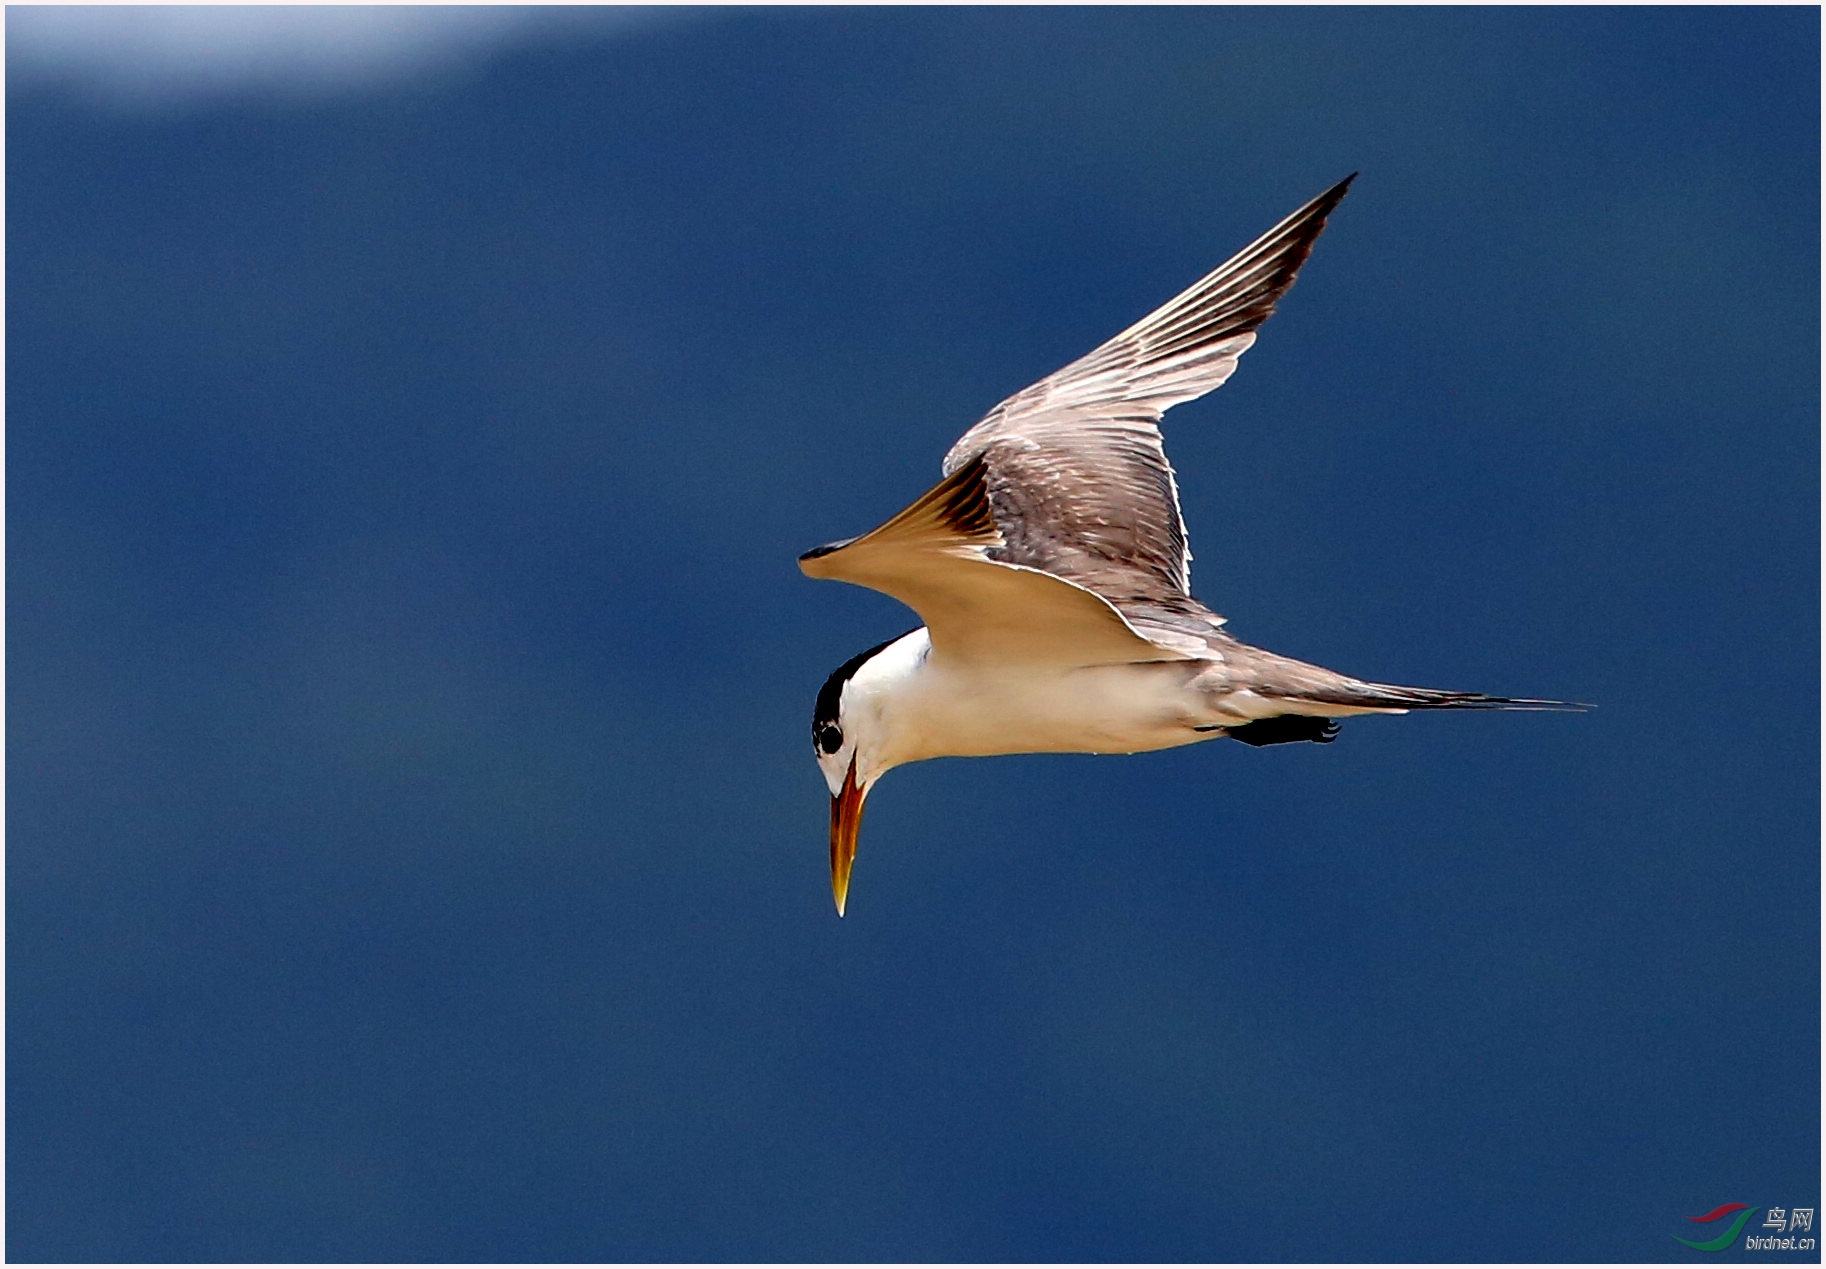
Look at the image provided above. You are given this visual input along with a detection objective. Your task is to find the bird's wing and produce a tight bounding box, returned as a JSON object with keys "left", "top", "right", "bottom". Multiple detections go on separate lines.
{"left": 942, "top": 175, "right": 1354, "bottom": 610}
{"left": 799, "top": 456, "right": 1201, "bottom": 666}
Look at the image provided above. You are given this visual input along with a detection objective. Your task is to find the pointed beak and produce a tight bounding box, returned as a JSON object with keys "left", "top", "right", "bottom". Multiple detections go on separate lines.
{"left": 829, "top": 758, "right": 869, "bottom": 917}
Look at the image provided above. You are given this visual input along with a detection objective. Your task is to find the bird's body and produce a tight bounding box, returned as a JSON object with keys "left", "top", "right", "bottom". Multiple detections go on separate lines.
{"left": 801, "top": 175, "right": 1577, "bottom": 913}
{"left": 839, "top": 628, "right": 1196, "bottom": 769}
{"left": 839, "top": 626, "right": 1432, "bottom": 777}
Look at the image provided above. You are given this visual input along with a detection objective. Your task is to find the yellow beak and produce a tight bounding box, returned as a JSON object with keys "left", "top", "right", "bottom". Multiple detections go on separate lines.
{"left": 829, "top": 758, "right": 869, "bottom": 917}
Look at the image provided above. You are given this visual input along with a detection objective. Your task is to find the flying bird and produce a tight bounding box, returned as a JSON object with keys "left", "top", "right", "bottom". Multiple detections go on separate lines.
{"left": 801, "top": 175, "right": 1575, "bottom": 915}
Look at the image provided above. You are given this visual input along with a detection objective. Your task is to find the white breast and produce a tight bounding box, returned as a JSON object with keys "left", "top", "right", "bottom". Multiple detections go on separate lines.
{"left": 854, "top": 629, "right": 1220, "bottom": 766}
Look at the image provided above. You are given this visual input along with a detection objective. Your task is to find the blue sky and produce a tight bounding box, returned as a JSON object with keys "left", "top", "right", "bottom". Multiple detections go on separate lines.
{"left": 8, "top": 7, "right": 1819, "bottom": 1261}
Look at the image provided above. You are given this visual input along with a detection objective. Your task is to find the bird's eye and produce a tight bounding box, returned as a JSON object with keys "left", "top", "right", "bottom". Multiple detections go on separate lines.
{"left": 815, "top": 722, "right": 843, "bottom": 755}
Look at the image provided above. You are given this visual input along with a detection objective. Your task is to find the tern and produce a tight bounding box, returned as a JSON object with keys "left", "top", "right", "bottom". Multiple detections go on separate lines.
{"left": 801, "top": 175, "right": 1575, "bottom": 915}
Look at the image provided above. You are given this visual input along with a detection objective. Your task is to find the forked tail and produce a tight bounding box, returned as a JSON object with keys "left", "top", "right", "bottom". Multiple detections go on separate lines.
{"left": 1217, "top": 681, "right": 1586, "bottom": 746}
{"left": 1312, "top": 683, "right": 1588, "bottom": 712}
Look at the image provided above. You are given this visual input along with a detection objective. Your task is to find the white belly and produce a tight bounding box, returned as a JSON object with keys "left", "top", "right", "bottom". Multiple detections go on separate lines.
{"left": 892, "top": 657, "right": 1216, "bottom": 762}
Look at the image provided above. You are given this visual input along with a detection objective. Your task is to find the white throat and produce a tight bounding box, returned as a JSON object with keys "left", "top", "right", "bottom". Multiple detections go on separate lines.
{"left": 835, "top": 628, "right": 933, "bottom": 788}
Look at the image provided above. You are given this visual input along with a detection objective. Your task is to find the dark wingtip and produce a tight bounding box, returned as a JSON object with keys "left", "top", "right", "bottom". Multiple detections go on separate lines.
{"left": 1332, "top": 682, "right": 1593, "bottom": 712}
{"left": 798, "top": 538, "right": 854, "bottom": 562}
{"left": 1152, "top": 173, "right": 1359, "bottom": 356}
{"left": 1416, "top": 694, "right": 1593, "bottom": 712}
{"left": 1306, "top": 173, "right": 1357, "bottom": 218}
{"left": 1475, "top": 696, "right": 1593, "bottom": 712}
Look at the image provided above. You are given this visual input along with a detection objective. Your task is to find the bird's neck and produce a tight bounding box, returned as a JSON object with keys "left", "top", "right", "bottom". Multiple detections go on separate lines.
{"left": 844, "top": 628, "right": 940, "bottom": 780}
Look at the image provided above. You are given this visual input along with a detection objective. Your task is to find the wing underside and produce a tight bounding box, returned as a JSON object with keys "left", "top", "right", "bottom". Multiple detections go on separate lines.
{"left": 798, "top": 457, "right": 1193, "bottom": 666}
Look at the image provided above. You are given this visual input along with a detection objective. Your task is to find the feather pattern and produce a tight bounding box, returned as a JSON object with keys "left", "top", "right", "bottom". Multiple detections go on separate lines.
{"left": 943, "top": 174, "right": 1355, "bottom": 615}
{"left": 798, "top": 457, "right": 1189, "bottom": 667}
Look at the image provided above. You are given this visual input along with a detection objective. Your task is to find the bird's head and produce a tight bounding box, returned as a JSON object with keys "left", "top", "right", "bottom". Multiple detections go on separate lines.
{"left": 811, "top": 629, "right": 925, "bottom": 916}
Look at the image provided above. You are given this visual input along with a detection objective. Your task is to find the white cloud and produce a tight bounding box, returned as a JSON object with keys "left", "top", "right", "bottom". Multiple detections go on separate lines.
{"left": 6, "top": 5, "right": 686, "bottom": 107}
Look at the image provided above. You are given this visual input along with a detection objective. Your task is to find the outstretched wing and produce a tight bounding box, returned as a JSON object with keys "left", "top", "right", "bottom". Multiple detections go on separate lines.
{"left": 798, "top": 457, "right": 1199, "bottom": 666}
{"left": 943, "top": 175, "right": 1355, "bottom": 609}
